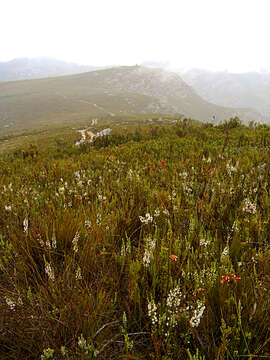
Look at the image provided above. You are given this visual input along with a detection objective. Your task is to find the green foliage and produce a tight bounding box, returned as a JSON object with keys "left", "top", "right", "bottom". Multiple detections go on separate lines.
{"left": 41, "top": 348, "right": 54, "bottom": 360}
{"left": 0, "top": 118, "right": 270, "bottom": 359}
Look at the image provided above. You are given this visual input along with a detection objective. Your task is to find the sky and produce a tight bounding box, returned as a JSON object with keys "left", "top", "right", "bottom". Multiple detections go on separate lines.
{"left": 1, "top": 0, "right": 270, "bottom": 73}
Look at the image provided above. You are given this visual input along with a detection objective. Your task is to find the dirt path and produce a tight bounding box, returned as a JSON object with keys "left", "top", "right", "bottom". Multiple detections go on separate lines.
{"left": 79, "top": 100, "right": 115, "bottom": 116}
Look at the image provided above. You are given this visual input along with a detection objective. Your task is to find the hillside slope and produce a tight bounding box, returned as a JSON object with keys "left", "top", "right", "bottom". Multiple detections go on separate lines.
{"left": 0, "top": 66, "right": 264, "bottom": 133}
{"left": 181, "top": 69, "right": 270, "bottom": 117}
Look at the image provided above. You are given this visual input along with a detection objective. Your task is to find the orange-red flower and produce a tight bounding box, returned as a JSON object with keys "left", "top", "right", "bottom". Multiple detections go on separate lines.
{"left": 170, "top": 255, "right": 178, "bottom": 261}
{"left": 193, "top": 287, "right": 204, "bottom": 296}
{"left": 221, "top": 274, "right": 241, "bottom": 284}
{"left": 161, "top": 160, "right": 167, "bottom": 167}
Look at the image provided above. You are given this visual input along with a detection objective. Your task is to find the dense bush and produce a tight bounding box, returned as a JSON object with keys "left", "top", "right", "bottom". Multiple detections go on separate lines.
{"left": 0, "top": 120, "right": 270, "bottom": 359}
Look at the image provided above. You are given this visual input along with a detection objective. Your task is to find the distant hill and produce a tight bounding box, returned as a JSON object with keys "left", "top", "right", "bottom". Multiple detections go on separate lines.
{"left": 0, "top": 57, "right": 103, "bottom": 82}
{"left": 181, "top": 69, "right": 270, "bottom": 117}
{"left": 0, "top": 66, "right": 264, "bottom": 133}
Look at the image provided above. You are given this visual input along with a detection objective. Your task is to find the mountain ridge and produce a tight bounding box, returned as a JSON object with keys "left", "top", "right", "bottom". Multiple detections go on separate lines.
{"left": 0, "top": 65, "right": 265, "bottom": 133}
{"left": 0, "top": 57, "right": 105, "bottom": 82}
{"left": 181, "top": 68, "right": 270, "bottom": 117}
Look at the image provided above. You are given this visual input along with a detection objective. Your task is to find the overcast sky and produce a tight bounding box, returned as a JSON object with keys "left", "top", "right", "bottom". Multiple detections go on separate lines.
{"left": 1, "top": 0, "right": 270, "bottom": 72}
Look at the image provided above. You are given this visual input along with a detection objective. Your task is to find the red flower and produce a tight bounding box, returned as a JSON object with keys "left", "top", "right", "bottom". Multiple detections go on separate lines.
{"left": 221, "top": 274, "right": 241, "bottom": 284}
{"left": 170, "top": 255, "right": 178, "bottom": 261}
{"left": 161, "top": 160, "right": 167, "bottom": 167}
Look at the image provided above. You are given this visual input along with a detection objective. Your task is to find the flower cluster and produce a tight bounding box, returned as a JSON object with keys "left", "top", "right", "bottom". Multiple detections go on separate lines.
{"left": 147, "top": 299, "right": 158, "bottom": 325}
{"left": 5, "top": 296, "right": 16, "bottom": 310}
{"left": 190, "top": 301, "right": 205, "bottom": 328}
{"left": 72, "top": 231, "right": 80, "bottom": 253}
{"left": 221, "top": 273, "right": 241, "bottom": 284}
{"left": 187, "top": 265, "right": 218, "bottom": 289}
{"left": 166, "top": 285, "right": 182, "bottom": 315}
{"left": 96, "top": 213, "right": 102, "bottom": 226}
{"left": 127, "top": 168, "right": 140, "bottom": 181}
{"left": 143, "top": 237, "right": 156, "bottom": 267}
{"left": 139, "top": 213, "right": 153, "bottom": 224}
{"left": 154, "top": 209, "right": 160, "bottom": 217}
{"left": 84, "top": 220, "right": 91, "bottom": 229}
{"left": 143, "top": 249, "right": 152, "bottom": 267}
{"left": 23, "top": 218, "right": 29, "bottom": 234}
{"left": 221, "top": 246, "right": 229, "bottom": 262}
{"left": 200, "top": 238, "right": 209, "bottom": 247}
{"left": 97, "top": 193, "right": 107, "bottom": 201}
{"left": 226, "top": 162, "right": 238, "bottom": 175}
{"left": 76, "top": 266, "right": 82, "bottom": 280}
{"left": 179, "top": 171, "right": 188, "bottom": 179}
{"left": 242, "top": 199, "right": 256, "bottom": 214}
{"left": 78, "top": 334, "right": 87, "bottom": 348}
{"left": 51, "top": 233, "right": 57, "bottom": 249}
{"left": 45, "top": 261, "right": 55, "bottom": 281}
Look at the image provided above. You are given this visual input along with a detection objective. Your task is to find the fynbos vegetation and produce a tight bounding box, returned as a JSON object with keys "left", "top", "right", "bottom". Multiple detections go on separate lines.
{"left": 0, "top": 118, "right": 270, "bottom": 359}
